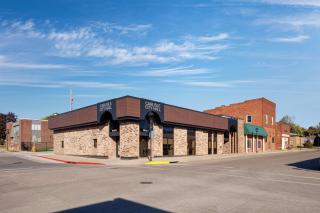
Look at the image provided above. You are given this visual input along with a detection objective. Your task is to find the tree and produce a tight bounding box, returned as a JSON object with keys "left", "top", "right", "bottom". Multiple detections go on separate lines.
{"left": 279, "top": 115, "right": 305, "bottom": 136}
{"left": 41, "top": 113, "right": 59, "bottom": 120}
{"left": 0, "top": 112, "right": 18, "bottom": 144}
{"left": 280, "top": 115, "right": 295, "bottom": 125}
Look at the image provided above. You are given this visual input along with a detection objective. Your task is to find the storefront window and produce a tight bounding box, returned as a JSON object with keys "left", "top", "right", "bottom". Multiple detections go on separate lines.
{"left": 247, "top": 139, "right": 252, "bottom": 148}
{"left": 163, "top": 126, "right": 174, "bottom": 156}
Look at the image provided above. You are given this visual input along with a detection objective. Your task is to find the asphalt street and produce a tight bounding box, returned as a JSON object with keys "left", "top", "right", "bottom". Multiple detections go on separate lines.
{"left": 0, "top": 150, "right": 319, "bottom": 213}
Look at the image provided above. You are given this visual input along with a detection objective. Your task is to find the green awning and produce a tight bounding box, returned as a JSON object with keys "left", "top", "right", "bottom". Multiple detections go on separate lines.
{"left": 244, "top": 124, "right": 268, "bottom": 137}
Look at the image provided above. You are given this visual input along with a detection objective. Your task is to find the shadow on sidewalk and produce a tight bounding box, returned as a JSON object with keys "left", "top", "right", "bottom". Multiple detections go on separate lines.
{"left": 287, "top": 157, "right": 320, "bottom": 171}
{"left": 55, "top": 198, "right": 170, "bottom": 213}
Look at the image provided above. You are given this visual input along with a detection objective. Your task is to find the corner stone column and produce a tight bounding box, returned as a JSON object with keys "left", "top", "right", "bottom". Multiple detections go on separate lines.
{"left": 196, "top": 130, "right": 208, "bottom": 155}
{"left": 152, "top": 123, "right": 163, "bottom": 157}
{"left": 119, "top": 121, "right": 139, "bottom": 159}
{"left": 237, "top": 119, "right": 245, "bottom": 153}
{"left": 174, "top": 127, "right": 187, "bottom": 156}
{"left": 53, "top": 133, "right": 64, "bottom": 155}
{"left": 217, "top": 132, "right": 224, "bottom": 155}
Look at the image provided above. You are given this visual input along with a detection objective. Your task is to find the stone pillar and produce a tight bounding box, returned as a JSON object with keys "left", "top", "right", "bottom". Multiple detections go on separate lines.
{"left": 237, "top": 119, "right": 245, "bottom": 153}
{"left": 217, "top": 132, "right": 224, "bottom": 154}
{"left": 196, "top": 130, "right": 208, "bottom": 155}
{"left": 152, "top": 123, "right": 163, "bottom": 157}
{"left": 119, "top": 121, "right": 139, "bottom": 158}
{"left": 53, "top": 133, "right": 64, "bottom": 155}
{"left": 174, "top": 127, "right": 187, "bottom": 156}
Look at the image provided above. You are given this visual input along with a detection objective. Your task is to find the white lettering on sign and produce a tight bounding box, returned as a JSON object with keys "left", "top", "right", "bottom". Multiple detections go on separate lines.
{"left": 99, "top": 101, "right": 112, "bottom": 112}
{"left": 145, "top": 101, "right": 161, "bottom": 112}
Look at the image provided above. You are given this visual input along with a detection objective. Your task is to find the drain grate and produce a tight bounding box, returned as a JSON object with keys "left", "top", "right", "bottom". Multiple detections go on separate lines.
{"left": 140, "top": 181, "right": 153, "bottom": 184}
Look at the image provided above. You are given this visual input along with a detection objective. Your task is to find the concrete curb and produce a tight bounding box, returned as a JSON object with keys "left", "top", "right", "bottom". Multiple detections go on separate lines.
{"left": 36, "top": 156, "right": 105, "bottom": 165}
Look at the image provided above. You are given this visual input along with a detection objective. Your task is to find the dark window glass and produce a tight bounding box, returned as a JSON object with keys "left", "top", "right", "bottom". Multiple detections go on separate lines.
{"left": 247, "top": 115, "right": 252, "bottom": 123}
{"left": 163, "top": 126, "right": 174, "bottom": 156}
{"left": 187, "top": 129, "right": 196, "bottom": 155}
{"left": 224, "top": 132, "right": 229, "bottom": 143}
{"left": 93, "top": 139, "right": 97, "bottom": 148}
{"left": 61, "top": 141, "right": 64, "bottom": 148}
{"left": 247, "top": 139, "right": 252, "bottom": 148}
{"left": 208, "top": 132, "right": 212, "bottom": 154}
{"left": 272, "top": 137, "right": 275, "bottom": 143}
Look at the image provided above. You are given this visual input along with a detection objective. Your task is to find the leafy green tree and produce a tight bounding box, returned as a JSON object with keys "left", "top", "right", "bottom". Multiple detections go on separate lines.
{"left": 279, "top": 115, "right": 305, "bottom": 136}
{"left": 0, "top": 112, "right": 17, "bottom": 145}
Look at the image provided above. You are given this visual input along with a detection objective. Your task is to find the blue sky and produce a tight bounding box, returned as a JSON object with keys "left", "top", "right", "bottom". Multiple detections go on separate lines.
{"left": 0, "top": 0, "right": 319, "bottom": 127}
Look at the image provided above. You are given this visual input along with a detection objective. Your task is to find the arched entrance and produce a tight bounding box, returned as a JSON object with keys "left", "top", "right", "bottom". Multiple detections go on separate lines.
{"left": 99, "top": 111, "right": 120, "bottom": 158}
{"left": 139, "top": 111, "right": 161, "bottom": 160}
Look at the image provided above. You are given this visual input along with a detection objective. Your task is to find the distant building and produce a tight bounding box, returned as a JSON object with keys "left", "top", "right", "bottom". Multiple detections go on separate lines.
{"left": 205, "top": 98, "right": 277, "bottom": 151}
{"left": 289, "top": 133, "right": 305, "bottom": 148}
{"left": 6, "top": 119, "right": 53, "bottom": 152}
{"left": 276, "top": 122, "right": 291, "bottom": 150}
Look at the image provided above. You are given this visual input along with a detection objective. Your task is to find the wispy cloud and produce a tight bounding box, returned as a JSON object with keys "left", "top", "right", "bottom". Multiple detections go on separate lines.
{"left": 0, "top": 76, "right": 129, "bottom": 89}
{"left": 133, "top": 66, "right": 210, "bottom": 77}
{"left": 0, "top": 55, "right": 67, "bottom": 69}
{"left": 166, "top": 80, "right": 255, "bottom": 88}
{"left": 256, "top": 0, "right": 320, "bottom": 7}
{"left": 269, "top": 35, "right": 310, "bottom": 43}
{"left": 256, "top": 13, "right": 320, "bottom": 29}
{"left": 196, "top": 33, "right": 229, "bottom": 42}
{"left": 0, "top": 19, "right": 230, "bottom": 65}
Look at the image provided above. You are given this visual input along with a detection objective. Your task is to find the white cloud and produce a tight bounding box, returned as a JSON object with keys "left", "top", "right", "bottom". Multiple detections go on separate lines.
{"left": 258, "top": 0, "right": 320, "bottom": 7}
{"left": 269, "top": 35, "right": 310, "bottom": 43}
{"left": 168, "top": 80, "right": 255, "bottom": 88}
{"left": 0, "top": 77, "right": 128, "bottom": 89}
{"left": 197, "top": 33, "right": 229, "bottom": 42}
{"left": 256, "top": 13, "right": 320, "bottom": 28}
{"left": 1, "top": 19, "right": 45, "bottom": 38}
{"left": 0, "top": 56, "right": 67, "bottom": 69}
{"left": 134, "top": 66, "right": 209, "bottom": 77}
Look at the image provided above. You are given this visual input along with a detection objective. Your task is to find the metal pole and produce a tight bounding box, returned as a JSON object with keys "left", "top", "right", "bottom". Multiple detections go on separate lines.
{"left": 149, "top": 118, "right": 154, "bottom": 162}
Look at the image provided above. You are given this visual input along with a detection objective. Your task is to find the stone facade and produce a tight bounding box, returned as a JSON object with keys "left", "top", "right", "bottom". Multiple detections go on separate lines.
{"left": 174, "top": 127, "right": 187, "bottom": 156}
{"left": 53, "top": 123, "right": 116, "bottom": 158}
{"left": 217, "top": 132, "right": 224, "bottom": 154}
{"left": 152, "top": 123, "right": 163, "bottom": 157}
{"left": 195, "top": 130, "right": 208, "bottom": 155}
{"left": 53, "top": 125, "right": 116, "bottom": 158}
{"left": 237, "top": 119, "right": 245, "bottom": 153}
{"left": 119, "top": 121, "right": 139, "bottom": 158}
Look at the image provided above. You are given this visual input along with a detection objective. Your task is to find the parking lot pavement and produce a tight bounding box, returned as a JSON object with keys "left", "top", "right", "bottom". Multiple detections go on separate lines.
{"left": 0, "top": 150, "right": 319, "bottom": 213}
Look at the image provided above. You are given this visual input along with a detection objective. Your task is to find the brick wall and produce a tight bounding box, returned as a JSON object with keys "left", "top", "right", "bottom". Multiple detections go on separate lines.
{"left": 152, "top": 123, "right": 163, "bottom": 157}
{"left": 195, "top": 130, "right": 208, "bottom": 155}
{"left": 205, "top": 98, "right": 277, "bottom": 151}
{"left": 174, "top": 127, "right": 187, "bottom": 156}
{"left": 237, "top": 119, "right": 245, "bottom": 153}
{"left": 119, "top": 121, "right": 139, "bottom": 158}
{"left": 217, "top": 133, "right": 224, "bottom": 154}
{"left": 53, "top": 123, "right": 116, "bottom": 157}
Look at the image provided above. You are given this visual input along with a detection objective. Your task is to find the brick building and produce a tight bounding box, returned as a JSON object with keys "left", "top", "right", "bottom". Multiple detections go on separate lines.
{"left": 205, "top": 98, "right": 276, "bottom": 151}
{"left": 6, "top": 119, "right": 53, "bottom": 152}
{"left": 48, "top": 96, "right": 245, "bottom": 159}
{"left": 276, "top": 122, "right": 291, "bottom": 150}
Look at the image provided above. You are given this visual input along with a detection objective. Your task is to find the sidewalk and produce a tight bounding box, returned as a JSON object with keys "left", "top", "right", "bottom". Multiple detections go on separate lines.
{"left": 31, "top": 148, "right": 316, "bottom": 166}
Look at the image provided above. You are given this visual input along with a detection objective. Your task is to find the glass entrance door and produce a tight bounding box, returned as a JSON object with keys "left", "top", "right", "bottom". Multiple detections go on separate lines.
{"left": 187, "top": 129, "right": 196, "bottom": 155}
{"left": 140, "top": 137, "right": 149, "bottom": 157}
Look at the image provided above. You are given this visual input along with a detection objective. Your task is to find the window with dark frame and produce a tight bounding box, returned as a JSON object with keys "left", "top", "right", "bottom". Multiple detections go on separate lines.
{"left": 187, "top": 129, "right": 196, "bottom": 155}
{"left": 163, "top": 126, "right": 174, "bottom": 156}
{"left": 93, "top": 139, "right": 97, "bottom": 148}
{"left": 247, "top": 115, "right": 252, "bottom": 123}
{"left": 208, "top": 131, "right": 212, "bottom": 154}
{"left": 61, "top": 141, "right": 64, "bottom": 148}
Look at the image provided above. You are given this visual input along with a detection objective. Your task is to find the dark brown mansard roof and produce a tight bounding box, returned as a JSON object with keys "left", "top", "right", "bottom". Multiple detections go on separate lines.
{"left": 48, "top": 96, "right": 231, "bottom": 131}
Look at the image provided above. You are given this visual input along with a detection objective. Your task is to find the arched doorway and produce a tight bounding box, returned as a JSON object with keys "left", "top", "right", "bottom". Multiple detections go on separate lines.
{"left": 99, "top": 111, "right": 120, "bottom": 158}
{"left": 139, "top": 112, "right": 161, "bottom": 159}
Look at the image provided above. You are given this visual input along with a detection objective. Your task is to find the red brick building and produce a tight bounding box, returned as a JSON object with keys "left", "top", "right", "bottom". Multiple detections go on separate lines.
{"left": 205, "top": 98, "right": 277, "bottom": 151}
{"left": 276, "top": 122, "right": 291, "bottom": 150}
{"left": 6, "top": 119, "right": 53, "bottom": 152}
